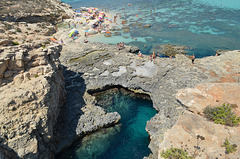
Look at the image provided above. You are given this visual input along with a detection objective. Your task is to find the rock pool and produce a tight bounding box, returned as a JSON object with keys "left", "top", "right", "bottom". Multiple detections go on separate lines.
{"left": 57, "top": 87, "right": 157, "bottom": 159}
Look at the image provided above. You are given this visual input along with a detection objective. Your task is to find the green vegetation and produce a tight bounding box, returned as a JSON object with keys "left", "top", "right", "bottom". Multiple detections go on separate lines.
{"left": 34, "top": 74, "right": 39, "bottom": 78}
{"left": 161, "top": 135, "right": 205, "bottom": 158}
{"left": 161, "top": 148, "right": 193, "bottom": 159}
{"left": 12, "top": 41, "right": 19, "bottom": 45}
{"left": 203, "top": 103, "right": 240, "bottom": 126}
{"left": 222, "top": 138, "right": 237, "bottom": 154}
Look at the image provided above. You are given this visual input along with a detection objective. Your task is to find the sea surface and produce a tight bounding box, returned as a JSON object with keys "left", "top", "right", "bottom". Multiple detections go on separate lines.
{"left": 57, "top": 88, "right": 156, "bottom": 159}
{"left": 62, "top": 0, "right": 240, "bottom": 57}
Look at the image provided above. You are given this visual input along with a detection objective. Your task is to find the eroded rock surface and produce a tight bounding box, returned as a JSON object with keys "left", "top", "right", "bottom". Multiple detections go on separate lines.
{"left": 58, "top": 41, "right": 240, "bottom": 158}
{"left": 159, "top": 111, "right": 240, "bottom": 159}
{"left": 1, "top": 0, "right": 240, "bottom": 158}
{"left": 157, "top": 83, "right": 240, "bottom": 158}
{"left": 0, "top": 44, "right": 65, "bottom": 159}
{"left": 0, "top": 0, "right": 73, "bottom": 23}
{"left": 176, "top": 83, "right": 240, "bottom": 114}
{"left": 0, "top": 1, "right": 74, "bottom": 157}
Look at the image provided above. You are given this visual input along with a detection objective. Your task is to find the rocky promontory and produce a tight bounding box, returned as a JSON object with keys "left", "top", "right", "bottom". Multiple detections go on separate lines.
{"left": 1, "top": 0, "right": 240, "bottom": 159}
{"left": 57, "top": 40, "right": 240, "bottom": 158}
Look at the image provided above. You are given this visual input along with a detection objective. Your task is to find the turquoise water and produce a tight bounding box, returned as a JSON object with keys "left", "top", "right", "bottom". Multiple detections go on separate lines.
{"left": 62, "top": 0, "right": 240, "bottom": 57}
{"left": 57, "top": 88, "right": 156, "bottom": 159}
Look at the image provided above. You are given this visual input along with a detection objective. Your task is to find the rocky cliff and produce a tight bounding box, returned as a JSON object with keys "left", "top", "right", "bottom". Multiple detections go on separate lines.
{"left": 0, "top": 43, "right": 65, "bottom": 158}
{"left": 0, "top": 0, "right": 73, "bottom": 23}
{"left": 0, "top": 0, "right": 73, "bottom": 158}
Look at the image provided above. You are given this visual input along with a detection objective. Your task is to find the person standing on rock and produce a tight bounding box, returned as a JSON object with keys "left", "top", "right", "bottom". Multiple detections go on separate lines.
{"left": 150, "top": 54, "right": 153, "bottom": 62}
{"left": 152, "top": 51, "right": 156, "bottom": 59}
{"left": 138, "top": 51, "right": 143, "bottom": 58}
{"left": 191, "top": 54, "right": 195, "bottom": 64}
{"left": 114, "top": 15, "right": 117, "bottom": 23}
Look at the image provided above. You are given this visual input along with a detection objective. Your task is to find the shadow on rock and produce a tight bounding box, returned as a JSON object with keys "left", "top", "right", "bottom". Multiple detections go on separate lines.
{"left": 53, "top": 66, "right": 86, "bottom": 154}
{"left": 0, "top": 137, "right": 20, "bottom": 159}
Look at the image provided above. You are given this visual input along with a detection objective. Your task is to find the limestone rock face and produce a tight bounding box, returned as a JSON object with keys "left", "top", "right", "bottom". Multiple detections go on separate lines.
{"left": 156, "top": 83, "right": 240, "bottom": 158}
{"left": 0, "top": 21, "right": 62, "bottom": 48}
{"left": 127, "top": 46, "right": 140, "bottom": 53}
{"left": 158, "top": 111, "right": 240, "bottom": 159}
{"left": 176, "top": 83, "right": 240, "bottom": 114}
{"left": 0, "top": 0, "right": 74, "bottom": 23}
{"left": 0, "top": 44, "right": 65, "bottom": 159}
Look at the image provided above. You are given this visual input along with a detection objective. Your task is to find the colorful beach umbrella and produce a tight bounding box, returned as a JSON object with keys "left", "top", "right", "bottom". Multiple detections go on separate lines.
{"left": 69, "top": 31, "right": 75, "bottom": 37}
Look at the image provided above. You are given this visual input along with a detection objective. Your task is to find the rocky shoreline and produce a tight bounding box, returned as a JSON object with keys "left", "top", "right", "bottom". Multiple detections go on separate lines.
{"left": 58, "top": 41, "right": 240, "bottom": 158}
{"left": 0, "top": 1, "right": 240, "bottom": 159}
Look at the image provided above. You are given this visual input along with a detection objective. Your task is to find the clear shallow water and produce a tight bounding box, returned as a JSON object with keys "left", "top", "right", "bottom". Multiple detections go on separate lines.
{"left": 62, "top": 0, "right": 240, "bottom": 57}
{"left": 57, "top": 88, "right": 156, "bottom": 159}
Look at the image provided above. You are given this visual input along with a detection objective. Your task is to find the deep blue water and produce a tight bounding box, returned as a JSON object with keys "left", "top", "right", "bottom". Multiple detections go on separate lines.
{"left": 62, "top": 0, "right": 240, "bottom": 57}
{"left": 57, "top": 88, "right": 156, "bottom": 159}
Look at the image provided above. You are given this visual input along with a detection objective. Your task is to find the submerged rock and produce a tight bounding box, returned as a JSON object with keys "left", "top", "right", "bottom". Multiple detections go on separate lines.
{"left": 110, "top": 25, "right": 119, "bottom": 31}
{"left": 151, "top": 44, "right": 188, "bottom": 57}
{"left": 122, "top": 25, "right": 130, "bottom": 29}
{"left": 113, "top": 32, "right": 121, "bottom": 36}
{"left": 144, "top": 24, "right": 152, "bottom": 28}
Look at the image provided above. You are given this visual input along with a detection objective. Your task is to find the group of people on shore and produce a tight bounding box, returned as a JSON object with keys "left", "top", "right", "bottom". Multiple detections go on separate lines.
{"left": 117, "top": 42, "right": 125, "bottom": 50}
{"left": 137, "top": 51, "right": 159, "bottom": 62}
{"left": 57, "top": 7, "right": 221, "bottom": 65}
{"left": 64, "top": 7, "right": 110, "bottom": 43}
{"left": 136, "top": 50, "right": 203, "bottom": 65}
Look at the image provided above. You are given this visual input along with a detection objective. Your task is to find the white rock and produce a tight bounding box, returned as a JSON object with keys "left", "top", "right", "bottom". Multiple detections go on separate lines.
{"left": 8, "top": 29, "right": 17, "bottom": 34}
